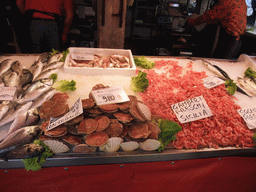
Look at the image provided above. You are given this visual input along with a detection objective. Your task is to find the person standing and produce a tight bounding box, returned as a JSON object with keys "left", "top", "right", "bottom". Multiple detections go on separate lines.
{"left": 16, "top": 0, "right": 73, "bottom": 53}
{"left": 187, "top": 0, "right": 247, "bottom": 59}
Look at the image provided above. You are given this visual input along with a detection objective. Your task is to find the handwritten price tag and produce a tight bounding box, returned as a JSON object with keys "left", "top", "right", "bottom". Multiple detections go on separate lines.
{"left": 0, "top": 87, "right": 17, "bottom": 100}
{"left": 237, "top": 107, "right": 256, "bottom": 129}
{"left": 203, "top": 76, "right": 225, "bottom": 89}
{"left": 72, "top": 53, "right": 94, "bottom": 60}
{"left": 91, "top": 86, "right": 130, "bottom": 106}
{"left": 47, "top": 97, "right": 83, "bottom": 131}
{"left": 171, "top": 95, "right": 213, "bottom": 123}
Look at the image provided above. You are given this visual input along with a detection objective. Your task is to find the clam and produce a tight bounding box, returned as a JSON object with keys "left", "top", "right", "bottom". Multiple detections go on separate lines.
{"left": 43, "top": 140, "right": 70, "bottom": 154}
{"left": 99, "top": 137, "right": 123, "bottom": 152}
{"left": 120, "top": 141, "right": 139, "bottom": 152}
{"left": 139, "top": 139, "right": 161, "bottom": 151}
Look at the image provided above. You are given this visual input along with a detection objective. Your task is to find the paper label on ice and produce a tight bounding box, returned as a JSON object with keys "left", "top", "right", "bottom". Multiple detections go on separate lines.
{"left": 237, "top": 107, "right": 256, "bottom": 129}
{"left": 47, "top": 97, "right": 83, "bottom": 131}
{"left": 71, "top": 53, "right": 94, "bottom": 60}
{"left": 171, "top": 95, "right": 213, "bottom": 123}
{"left": 0, "top": 87, "right": 17, "bottom": 100}
{"left": 203, "top": 76, "right": 225, "bottom": 89}
{"left": 91, "top": 86, "right": 130, "bottom": 106}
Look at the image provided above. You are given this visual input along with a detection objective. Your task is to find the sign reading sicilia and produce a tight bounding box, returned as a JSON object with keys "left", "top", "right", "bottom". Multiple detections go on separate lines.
{"left": 171, "top": 95, "right": 213, "bottom": 123}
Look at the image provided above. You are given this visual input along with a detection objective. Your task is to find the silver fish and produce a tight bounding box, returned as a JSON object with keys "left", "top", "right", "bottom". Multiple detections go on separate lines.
{"left": 34, "top": 68, "right": 59, "bottom": 81}
{"left": 29, "top": 88, "right": 56, "bottom": 110}
{"left": 7, "top": 108, "right": 40, "bottom": 137}
{"left": 2, "top": 71, "right": 20, "bottom": 87}
{"left": 202, "top": 60, "right": 230, "bottom": 79}
{"left": 19, "top": 78, "right": 54, "bottom": 102}
{"left": 29, "top": 60, "right": 44, "bottom": 81}
{"left": 48, "top": 53, "right": 63, "bottom": 64}
{"left": 244, "top": 77, "right": 256, "bottom": 91}
{"left": 0, "top": 59, "right": 12, "bottom": 77}
{"left": 0, "top": 125, "right": 41, "bottom": 155}
{"left": 11, "top": 60, "right": 25, "bottom": 75}
{"left": 237, "top": 77, "right": 256, "bottom": 97}
{"left": 6, "top": 143, "right": 44, "bottom": 159}
{"left": 0, "top": 101, "right": 15, "bottom": 120}
{"left": 20, "top": 69, "right": 33, "bottom": 87}
{"left": 0, "top": 101, "right": 33, "bottom": 127}
{"left": 2, "top": 71, "right": 23, "bottom": 100}
{"left": 36, "top": 52, "right": 51, "bottom": 63}
{"left": 42, "top": 61, "right": 64, "bottom": 73}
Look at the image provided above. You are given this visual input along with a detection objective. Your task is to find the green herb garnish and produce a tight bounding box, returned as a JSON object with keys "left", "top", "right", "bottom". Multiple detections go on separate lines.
{"left": 134, "top": 56, "right": 156, "bottom": 69}
{"left": 157, "top": 119, "right": 182, "bottom": 152}
{"left": 53, "top": 79, "right": 76, "bottom": 92}
{"left": 22, "top": 140, "right": 53, "bottom": 171}
{"left": 225, "top": 79, "right": 237, "bottom": 95}
{"left": 131, "top": 71, "right": 149, "bottom": 93}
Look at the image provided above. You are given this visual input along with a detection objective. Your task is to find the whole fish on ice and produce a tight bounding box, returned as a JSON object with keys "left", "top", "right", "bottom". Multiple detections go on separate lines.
{"left": 0, "top": 125, "right": 41, "bottom": 155}
{"left": 237, "top": 77, "right": 256, "bottom": 96}
{"left": 11, "top": 60, "right": 25, "bottom": 75}
{"left": 36, "top": 52, "right": 51, "bottom": 63}
{"left": 0, "top": 59, "right": 12, "bottom": 77}
{"left": 6, "top": 108, "right": 40, "bottom": 137}
{"left": 6, "top": 143, "right": 44, "bottom": 159}
{"left": 0, "top": 101, "right": 33, "bottom": 127}
{"left": 29, "top": 60, "right": 44, "bottom": 81}
{"left": 18, "top": 78, "right": 54, "bottom": 102}
{"left": 29, "top": 88, "right": 56, "bottom": 110}
{"left": 42, "top": 61, "right": 64, "bottom": 73}
{"left": 34, "top": 68, "right": 59, "bottom": 81}
{"left": 48, "top": 52, "right": 63, "bottom": 64}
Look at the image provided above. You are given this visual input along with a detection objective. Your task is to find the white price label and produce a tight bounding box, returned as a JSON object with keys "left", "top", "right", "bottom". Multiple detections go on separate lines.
{"left": 171, "top": 95, "right": 213, "bottom": 123}
{"left": 91, "top": 86, "right": 130, "bottom": 106}
{"left": 47, "top": 97, "right": 83, "bottom": 131}
{"left": 203, "top": 76, "right": 225, "bottom": 89}
{"left": 0, "top": 87, "right": 17, "bottom": 100}
{"left": 237, "top": 107, "right": 256, "bottom": 129}
{"left": 72, "top": 53, "right": 94, "bottom": 60}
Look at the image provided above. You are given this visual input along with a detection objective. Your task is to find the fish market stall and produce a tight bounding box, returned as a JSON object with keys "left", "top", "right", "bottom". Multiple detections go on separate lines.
{"left": 0, "top": 50, "right": 256, "bottom": 192}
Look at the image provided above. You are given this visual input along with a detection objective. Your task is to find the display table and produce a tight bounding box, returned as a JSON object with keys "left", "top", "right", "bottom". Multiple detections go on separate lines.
{"left": 0, "top": 54, "right": 255, "bottom": 192}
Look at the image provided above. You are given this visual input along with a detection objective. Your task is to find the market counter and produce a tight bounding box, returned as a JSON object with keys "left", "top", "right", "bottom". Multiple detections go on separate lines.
{"left": 0, "top": 53, "right": 256, "bottom": 191}
{"left": 1, "top": 156, "right": 256, "bottom": 192}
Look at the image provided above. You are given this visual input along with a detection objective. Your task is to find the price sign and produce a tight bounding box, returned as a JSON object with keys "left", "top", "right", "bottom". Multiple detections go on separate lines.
{"left": 47, "top": 97, "right": 83, "bottom": 131}
{"left": 171, "top": 95, "right": 213, "bottom": 123}
{"left": 203, "top": 76, "right": 225, "bottom": 89}
{"left": 237, "top": 107, "right": 256, "bottom": 129}
{"left": 71, "top": 53, "right": 94, "bottom": 60}
{"left": 0, "top": 87, "right": 17, "bottom": 100}
{"left": 91, "top": 86, "right": 130, "bottom": 106}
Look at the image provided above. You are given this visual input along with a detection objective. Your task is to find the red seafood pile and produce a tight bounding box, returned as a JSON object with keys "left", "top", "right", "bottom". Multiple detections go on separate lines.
{"left": 140, "top": 59, "right": 255, "bottom": 149}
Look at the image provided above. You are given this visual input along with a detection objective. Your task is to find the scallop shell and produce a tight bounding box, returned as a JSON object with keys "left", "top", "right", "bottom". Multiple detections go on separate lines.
{"left": 43, "top": 140, "right": 70, "bottom": 154}
{"left": 99, "top": 137, "right": 123, "bottom": 152}
{"left": 139, "top": 139, "right": 161, "bottom": 151}
{"left": 137, "top": 102, "right": 151, "bottom": 121}
{"left": 120, "top": 141, "right": 139, "bottom": 152}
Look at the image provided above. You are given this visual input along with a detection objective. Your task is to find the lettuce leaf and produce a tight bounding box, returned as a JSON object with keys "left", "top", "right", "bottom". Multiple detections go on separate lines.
{"left": 22, "top": 140, "right": 53, "bottom": 171}
{"left": 157, "top": 119, "right": 182, "bottom": 152}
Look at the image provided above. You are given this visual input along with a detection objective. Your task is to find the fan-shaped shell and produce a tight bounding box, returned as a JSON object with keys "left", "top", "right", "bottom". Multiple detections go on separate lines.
{"left": 99, "top": 137, "right": 123, "bottom": 152}
{"left": 139, "top": 139, "right": 161, "bottom": 151}
{"left": 120, "top": 141, "right": 139, "bottom": 152}
{"left": 43, "top": 140, "right": 70, "bottom": 154}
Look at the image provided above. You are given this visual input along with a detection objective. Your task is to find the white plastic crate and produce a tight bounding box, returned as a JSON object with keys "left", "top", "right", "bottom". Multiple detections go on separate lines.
{"left": 64, "top": 47, "right": 136, "bottom": 76}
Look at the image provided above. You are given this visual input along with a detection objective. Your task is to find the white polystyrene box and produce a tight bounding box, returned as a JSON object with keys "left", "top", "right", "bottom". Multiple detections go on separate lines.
{"left": 64, "top": 47, "right": 136, "bottom": 76}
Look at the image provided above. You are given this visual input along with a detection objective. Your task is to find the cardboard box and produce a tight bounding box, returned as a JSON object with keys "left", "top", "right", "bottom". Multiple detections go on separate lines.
{"left": 64, "top": 47, "right": 136, "bottom": 76}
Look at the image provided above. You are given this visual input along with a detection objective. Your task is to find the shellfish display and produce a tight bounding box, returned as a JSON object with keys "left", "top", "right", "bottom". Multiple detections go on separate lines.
{"left": 36, "top": 84, "right": 161, "bottom": 154}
